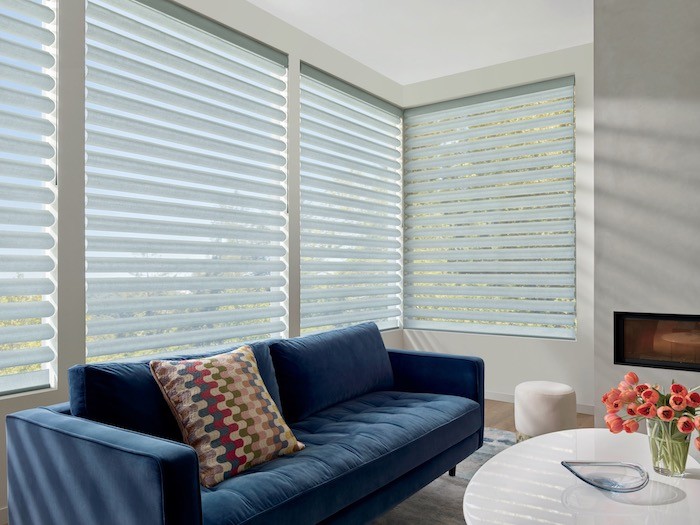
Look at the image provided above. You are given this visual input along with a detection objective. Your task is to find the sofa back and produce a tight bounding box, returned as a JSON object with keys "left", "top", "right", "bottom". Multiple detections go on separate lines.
{"left": 68, "top": 323, "right": 394, "bottom": 440}
{"left": 68, "top": 341, "right": 281, "bottom": 442}
{"left": 269, "top": 323, "right": 394, "bottom": 423}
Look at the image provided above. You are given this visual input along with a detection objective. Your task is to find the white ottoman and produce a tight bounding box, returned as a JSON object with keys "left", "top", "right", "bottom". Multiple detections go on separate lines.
{"left": 514, "top": 381, "right": 577, "bottom": 442}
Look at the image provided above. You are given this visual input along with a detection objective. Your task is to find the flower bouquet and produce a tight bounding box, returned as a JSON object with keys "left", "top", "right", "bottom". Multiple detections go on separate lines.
{"left": 602, "top": 372, "right": 700, "bottom": 477}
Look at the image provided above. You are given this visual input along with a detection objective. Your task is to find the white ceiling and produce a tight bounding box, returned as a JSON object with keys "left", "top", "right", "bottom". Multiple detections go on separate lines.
{"left": 245, "top": 0, "right": 593, "bottom": 85}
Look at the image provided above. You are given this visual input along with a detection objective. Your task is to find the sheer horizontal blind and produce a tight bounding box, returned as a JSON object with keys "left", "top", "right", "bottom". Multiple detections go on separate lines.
{"left": 404, "top": 78, "right": 576, "bottom": 339}
{"left": 85, "top": 0, "right": 288, "bottom": 361}
{"left": 300, "top": 65, "right": 403, "bottom": 334}
{"left": 0, "top": 0, "right": 56, "bottom": 394}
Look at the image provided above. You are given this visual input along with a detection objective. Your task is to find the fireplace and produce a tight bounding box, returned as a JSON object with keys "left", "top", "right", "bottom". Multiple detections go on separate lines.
{"left": 614, "top": 312, "right": 700, "bottom": 372}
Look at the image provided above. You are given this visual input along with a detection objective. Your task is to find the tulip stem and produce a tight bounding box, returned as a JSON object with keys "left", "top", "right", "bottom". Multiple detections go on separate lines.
{"left": 647, "top": 419, "right": 689, "bottom": 476}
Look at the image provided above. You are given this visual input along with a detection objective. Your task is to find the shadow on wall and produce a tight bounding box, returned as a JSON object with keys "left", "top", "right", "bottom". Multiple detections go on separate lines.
{"left": 594, "top": 28, "right": 700, "bottom": 426}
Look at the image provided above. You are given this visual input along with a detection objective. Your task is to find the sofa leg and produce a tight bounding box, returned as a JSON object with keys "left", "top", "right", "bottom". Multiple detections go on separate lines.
{"left": 448, "top": 466, "right": 456, "bottom": 477}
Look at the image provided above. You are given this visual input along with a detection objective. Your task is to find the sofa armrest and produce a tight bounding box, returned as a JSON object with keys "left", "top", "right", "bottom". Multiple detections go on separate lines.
{"left": 7, "top": 407, "right": 201, "bottom": 525}
{"left": 388, "top": 349, "right": 484, "bottom": 445}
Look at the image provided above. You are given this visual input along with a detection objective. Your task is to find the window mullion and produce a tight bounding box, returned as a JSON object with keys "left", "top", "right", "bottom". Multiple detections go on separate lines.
{"left": 53, "top": 0, "right": 87, "bottom": 394}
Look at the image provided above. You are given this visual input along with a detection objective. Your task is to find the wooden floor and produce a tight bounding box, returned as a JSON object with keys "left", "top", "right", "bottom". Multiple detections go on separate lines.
{"left": 485, "top": 399, "right": 594, "bottom": 433}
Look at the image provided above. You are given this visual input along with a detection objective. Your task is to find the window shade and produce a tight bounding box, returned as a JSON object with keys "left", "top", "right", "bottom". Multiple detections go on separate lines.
{"left": 0, "top": 0, "right": 56, "bottom": 394}
{"left": 403, "top": 78, "right": 576, "bottom": 339}
{"left": 300, "top": 66, "right": 403, "bottom": 334}
{"left": 85, "top": 0, "right": 288, "bottom": 361}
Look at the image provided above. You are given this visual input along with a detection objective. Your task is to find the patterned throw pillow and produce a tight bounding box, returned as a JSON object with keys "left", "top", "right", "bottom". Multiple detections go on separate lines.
{"left": 150, "top": 346, "right": 304, "bottom": 487}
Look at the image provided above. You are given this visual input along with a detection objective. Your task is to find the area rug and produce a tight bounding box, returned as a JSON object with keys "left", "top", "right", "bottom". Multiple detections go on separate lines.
{"left": 372, "top": 428, "right": 516, "bottom": 525}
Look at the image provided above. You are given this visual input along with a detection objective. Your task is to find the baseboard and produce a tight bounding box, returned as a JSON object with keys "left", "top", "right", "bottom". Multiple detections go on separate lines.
{"left": 576, "top": 404, "right": 594, "bottom": 415}
{"left": 1, "top": 505, "right": 7, "bottom": 525}
{"left": 485, "top": 391, "right": 515, "bottom": 404}
{"left": 485, "top": 391, "right": 594, "bottom": 415}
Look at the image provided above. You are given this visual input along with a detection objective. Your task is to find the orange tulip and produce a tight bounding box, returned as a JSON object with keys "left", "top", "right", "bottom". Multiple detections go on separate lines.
{"left": 624, "top": 372, "right": 639, "bottom": 385}
{"left": 620, "top": 390, "right": 637, "bottom": 403}
{"left": 622, "top": 419, "right": 639, "bottom": 433}
{"left": 657, "top": 406, "right": 675, "bottom": 422}
{"left": 636, "top": 402, "right": 655, "bottom": 418}
{"left": 641, "top": 388, "right": 660, "bottom": 405}
{"left": 604, "top": 412, "right": 619, "bottom": 423}
{"left": 669, "top": 394, "right": 687, "bottom": 412}
{"left": 670, "top": 383, "right": 688, "bottom": 397}
{"left": 602, "top": 388, "right": 621, "bottom": 404}
{"left": 677, "top": 417, "right": 694, "bottom": 434}
{"left": 610, "top": 399, "right": 624, "bottom": 412}
{"left": 634, "top": 383, "right": 650, "bottom": 396}
{"left": 606, "top": 416, "right": 624, "bottom": 434}
{"left": 686, "top": 392, "right": 700, "bottom": 409}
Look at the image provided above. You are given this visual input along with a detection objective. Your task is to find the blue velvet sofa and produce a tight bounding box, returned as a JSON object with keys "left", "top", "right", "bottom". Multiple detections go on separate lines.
{"left": 6, "top": 323, "right": 484, "bottom": 525}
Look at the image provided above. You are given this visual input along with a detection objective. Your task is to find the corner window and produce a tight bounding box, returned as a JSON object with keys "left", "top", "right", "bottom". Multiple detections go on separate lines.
{"left": 403, "top": 78, "right": 576, "bottom": 339}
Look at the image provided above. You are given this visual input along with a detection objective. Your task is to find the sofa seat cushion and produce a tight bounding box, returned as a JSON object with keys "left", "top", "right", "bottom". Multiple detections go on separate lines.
{"left": 200, "top": 391, "right": 481, "bottom": 525}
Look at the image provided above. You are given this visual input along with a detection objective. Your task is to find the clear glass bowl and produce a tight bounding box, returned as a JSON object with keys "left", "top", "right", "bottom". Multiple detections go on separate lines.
{"left": 561, "top": 461, "right": 649, "bottom": 493}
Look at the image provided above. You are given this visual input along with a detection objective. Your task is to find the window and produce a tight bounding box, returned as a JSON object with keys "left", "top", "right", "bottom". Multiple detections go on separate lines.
{"left": 300, "top": 66, "right": 403, "bottom": 334}
{"left": 403, "top": 78, "right": 576, "bottom": 339}
{"left": 0, "top": 0, "right": 580, "bottom": 399}
{"left": 84, "top": 0, "right": 288, "bottom": 361}
{"left": 0, "top": 0, "right": 57, "bottom": 394}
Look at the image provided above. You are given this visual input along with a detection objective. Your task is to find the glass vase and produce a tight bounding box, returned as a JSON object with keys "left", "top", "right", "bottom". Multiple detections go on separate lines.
{"left": 647, "top": 419, "right": 690, "bottom": 477}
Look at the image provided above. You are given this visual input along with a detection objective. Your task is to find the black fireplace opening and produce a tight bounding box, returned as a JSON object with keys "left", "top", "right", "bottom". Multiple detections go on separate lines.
{"left": 614, "top": 312, "right": 700, "bottom": 372}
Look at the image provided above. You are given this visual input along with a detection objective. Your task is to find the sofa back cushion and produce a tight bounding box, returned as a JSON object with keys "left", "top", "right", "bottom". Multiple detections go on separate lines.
{"left": 68, "top": 342, "right": 281, "bottom": 442}
{"left": 269, "top": 323, "right": 393, "bottom": 423}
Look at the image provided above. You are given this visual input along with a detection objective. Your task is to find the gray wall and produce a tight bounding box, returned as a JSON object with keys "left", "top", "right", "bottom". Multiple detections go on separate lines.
{"left": 594, "top": 0, "right": 700, "bottom": 425}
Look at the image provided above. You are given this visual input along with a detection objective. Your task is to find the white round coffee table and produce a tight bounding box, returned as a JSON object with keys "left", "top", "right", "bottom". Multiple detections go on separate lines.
{"left": 463, "top": 428, "right": 700, "bottom": 524}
